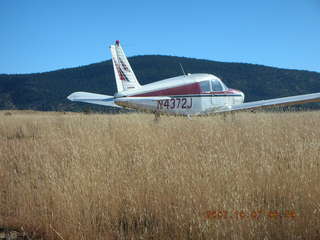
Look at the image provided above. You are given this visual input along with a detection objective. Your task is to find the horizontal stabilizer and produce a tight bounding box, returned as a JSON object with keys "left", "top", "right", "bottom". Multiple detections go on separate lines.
{"left": 67, "top": 92, "right": 122, "bottom": 108}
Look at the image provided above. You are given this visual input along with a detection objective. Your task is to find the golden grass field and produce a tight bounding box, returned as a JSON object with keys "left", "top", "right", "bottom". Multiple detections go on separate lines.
{"left": 0, "top": 110, "right": 320, "bottom": 239}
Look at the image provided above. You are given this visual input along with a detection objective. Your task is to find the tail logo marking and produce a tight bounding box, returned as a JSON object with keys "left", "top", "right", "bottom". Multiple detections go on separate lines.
{"left": 114, "top": 61, "right": 129, "bottom": 82}
{"left": 120, "top": 59, "right": 130, "bottom": 71}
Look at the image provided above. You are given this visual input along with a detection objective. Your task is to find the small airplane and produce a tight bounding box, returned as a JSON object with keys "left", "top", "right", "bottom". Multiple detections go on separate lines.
{"left": 67, "top": 40, "right": 320, "bottom": 116}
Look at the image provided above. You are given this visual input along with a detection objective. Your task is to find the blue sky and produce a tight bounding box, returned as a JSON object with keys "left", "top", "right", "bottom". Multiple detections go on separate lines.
{"left": 0, "top": 0, "right": 319, "bottom": 74}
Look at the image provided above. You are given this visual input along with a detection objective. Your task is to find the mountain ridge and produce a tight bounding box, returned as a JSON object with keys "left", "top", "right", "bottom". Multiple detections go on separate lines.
{"left": 1, "top": 55, "right": 320, "bottom": 111}
{"left": 2, "top": 54, "right": 319, "bottom": 76}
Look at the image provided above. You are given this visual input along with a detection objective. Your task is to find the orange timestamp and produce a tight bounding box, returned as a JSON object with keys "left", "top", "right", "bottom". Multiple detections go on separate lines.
{"left": 205, "top": 210, "right": 297, "bottom": 220}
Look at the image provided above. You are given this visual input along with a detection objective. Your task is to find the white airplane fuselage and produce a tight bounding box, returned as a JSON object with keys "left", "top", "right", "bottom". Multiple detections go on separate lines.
{"left": 114, "top": 73, "right": 244, "bottom": 115}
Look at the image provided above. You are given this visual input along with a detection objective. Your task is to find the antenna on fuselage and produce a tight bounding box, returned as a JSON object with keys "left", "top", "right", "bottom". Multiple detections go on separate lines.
{"left": 179, "top": 63, "right": 186, "bottom": 76}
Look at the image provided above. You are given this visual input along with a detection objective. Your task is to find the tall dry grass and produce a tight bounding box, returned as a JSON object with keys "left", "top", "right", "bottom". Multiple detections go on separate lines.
{"left": 0, "top": 110, "right": 320, "bottom": 239}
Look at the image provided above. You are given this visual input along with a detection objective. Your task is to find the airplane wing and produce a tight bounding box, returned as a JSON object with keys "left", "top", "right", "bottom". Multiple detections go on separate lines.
{"left": 67, "top": 92, "right": 122, "bottom": 108}
{"left": 214, "top": 92, "right": 320, "bottom": 113}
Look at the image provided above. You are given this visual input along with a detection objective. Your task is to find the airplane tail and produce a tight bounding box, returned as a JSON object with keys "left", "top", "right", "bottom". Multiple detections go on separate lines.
{"left": 110, "top": 40, "right": 141, "bottom": 92}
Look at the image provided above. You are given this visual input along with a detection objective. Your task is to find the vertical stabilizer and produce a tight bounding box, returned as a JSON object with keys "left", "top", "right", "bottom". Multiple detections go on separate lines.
{"left": 110, "top": 40, "right": 141, "bottom": 92}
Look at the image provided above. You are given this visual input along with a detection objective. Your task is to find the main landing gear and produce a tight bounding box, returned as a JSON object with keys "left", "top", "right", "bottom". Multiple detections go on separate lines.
{"left": 223, "top": 112, "right": 236, "bottom": 121}
{"left": 154, "top": 111, "right": 161, "bottom": 122}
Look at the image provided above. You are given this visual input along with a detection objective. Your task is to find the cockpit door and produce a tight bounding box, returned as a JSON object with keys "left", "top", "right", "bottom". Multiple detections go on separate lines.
{"left": 199, "top": 80, "right": 213, "bottom": 110}
{"left": 211, "top": 79, "right": 224, "bottom": 106}
{"left": 210, "top": 80, "right": 215, "bottom": 105}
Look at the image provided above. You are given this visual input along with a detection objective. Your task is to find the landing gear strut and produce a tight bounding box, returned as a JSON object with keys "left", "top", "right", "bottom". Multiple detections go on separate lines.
{"left": 223, "top": 112, "right": 236, "bottom": 121}
{"left": 154, "top": 111, "right": 160, "bottom": 122}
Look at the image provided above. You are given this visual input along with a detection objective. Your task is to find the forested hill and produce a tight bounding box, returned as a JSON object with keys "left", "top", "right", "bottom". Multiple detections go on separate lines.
{"left": 1, "top": 55, "right": 320, "bottom": 111}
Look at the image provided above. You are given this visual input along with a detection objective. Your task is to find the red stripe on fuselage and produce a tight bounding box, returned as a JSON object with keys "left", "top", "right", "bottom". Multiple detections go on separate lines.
{"left": 210, "top": 89, "right": 242, "bottom": 95}
{"left": 132, "top": 82, "right": 201, "bottom": 97}
{"left": 131, "top": 83, "right": 241, "bottom": 97}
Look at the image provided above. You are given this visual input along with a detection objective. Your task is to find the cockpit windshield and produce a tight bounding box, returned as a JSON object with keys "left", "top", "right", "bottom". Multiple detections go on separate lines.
{"left": 220, "top": 81, "right": 228, "bottom": 90}
{"left": 211, "top": 79, "right": 228, "bottom": 92}
{"left": 199, "top": 79, "right": 228, "bottom": 93}
{"left": 199, "top": 81, "right": 211, "bottom": 92}
{"left": 211, "top": 79, "right": 222, "bottom": 92}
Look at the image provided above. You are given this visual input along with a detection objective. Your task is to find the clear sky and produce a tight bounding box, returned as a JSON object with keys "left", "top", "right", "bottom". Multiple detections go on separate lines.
{"left": 0, "top": 0, "right": 319, "bottom": 74}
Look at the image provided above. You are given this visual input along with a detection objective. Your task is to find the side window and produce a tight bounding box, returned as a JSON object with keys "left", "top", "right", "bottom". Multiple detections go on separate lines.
{"left": 199, "top": 81, "right": 211, "bottom": 92}
{"left": 211, "top": 80, "right": 223, "bottom": 92}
